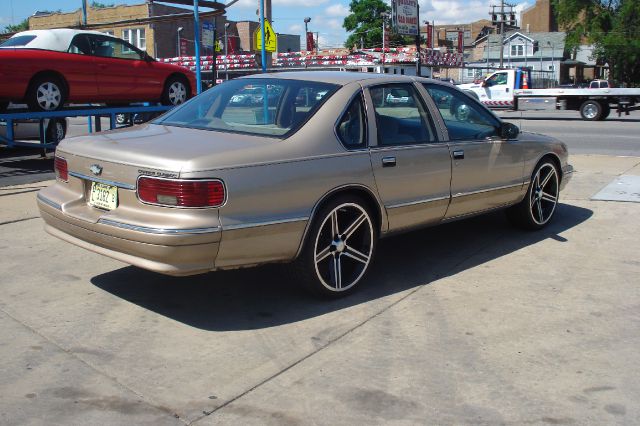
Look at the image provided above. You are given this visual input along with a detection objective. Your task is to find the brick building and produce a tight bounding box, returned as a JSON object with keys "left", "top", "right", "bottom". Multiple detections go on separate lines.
{"left": 27, "top": 2, "right": 229, "bottom": 58}
{"left": 520, "top": 0, "right": 559, "bottom": 33}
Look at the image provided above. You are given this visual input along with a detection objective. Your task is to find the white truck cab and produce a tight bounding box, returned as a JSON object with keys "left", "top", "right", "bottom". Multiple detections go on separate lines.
{"left": 458, "top": 68, "right": 531, "bottom": 108}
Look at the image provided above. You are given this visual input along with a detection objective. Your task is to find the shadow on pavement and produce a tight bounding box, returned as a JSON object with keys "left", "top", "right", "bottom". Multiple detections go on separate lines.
{"left": 91, "top": 203, "right": 593, "bottom": 331}
{"left": 0, "top": 148, "right": 54, "bottom": 187}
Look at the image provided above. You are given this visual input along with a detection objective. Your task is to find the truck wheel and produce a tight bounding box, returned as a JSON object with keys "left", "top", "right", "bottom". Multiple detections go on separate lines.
{"left": 599, "top": 104, "right": 611, "bottom": 120}
{"left": 579, "top": 100, "right": 603, "bottom": 121}
{"left": 46, "top": 119, "right": 66, "bottom": 143}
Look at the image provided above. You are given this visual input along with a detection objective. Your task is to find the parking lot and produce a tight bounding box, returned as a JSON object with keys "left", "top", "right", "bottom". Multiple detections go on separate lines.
{"left": 1, "top": 113, "right": 639, "bottom": 425}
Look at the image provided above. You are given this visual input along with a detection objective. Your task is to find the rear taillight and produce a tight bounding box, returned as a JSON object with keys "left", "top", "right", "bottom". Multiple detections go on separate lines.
{"left": 54, "top": 156, "right": 68, "bottom": 181}
{"left": 137, "top": 177, "right": 225, "bottom": 208}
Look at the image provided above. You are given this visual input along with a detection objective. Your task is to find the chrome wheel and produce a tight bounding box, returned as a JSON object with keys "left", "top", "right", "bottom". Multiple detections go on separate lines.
{"left": 582, "top": 103, "right": 598, "bottom": 120}
{"left": 168, "top": 81, "right": 187, "bottom": 105}
{"left": 529, "top": 163, "right": 559, "bottom": 225}
{"left": 49, "top": 120, "right": 65, "bottom": 142}
{"left": 36, "top": 82, "right": 62, "bottom": 110}
{"left": 313, "top": 203, "right": 374, "bottom": 292}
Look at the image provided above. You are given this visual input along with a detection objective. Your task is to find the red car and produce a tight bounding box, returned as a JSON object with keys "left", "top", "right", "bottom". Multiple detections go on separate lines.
{"left": 0, "top": 29, "right": 196, "bottom": 112}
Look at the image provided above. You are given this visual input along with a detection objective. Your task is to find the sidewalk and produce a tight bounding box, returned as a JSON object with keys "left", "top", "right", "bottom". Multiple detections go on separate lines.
{"left": 0, "top": 154, "right": 638, "bottom": 425}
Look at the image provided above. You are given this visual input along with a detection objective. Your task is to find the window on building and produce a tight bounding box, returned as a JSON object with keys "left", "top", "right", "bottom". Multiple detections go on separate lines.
{"left": 445, "top": 31, "right": 458, "bottom": 42}
{"left": 122, "top": 28, "right": 146, "bottom": 51}
{"left": 510, "top": 44, "right": 524, "bottom": 56}
{"left": 464, "top": 30, "right": 471, "bottom": 38}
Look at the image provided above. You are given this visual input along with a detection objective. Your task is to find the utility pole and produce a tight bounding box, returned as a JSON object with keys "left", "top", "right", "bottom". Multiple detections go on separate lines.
{"left": 381, "top": 11, "right": 389, "bottom": 70}
{"left": 415, "top": 1, "right": 421, "bottom": 76}
{"left": 224, "top": 22, "right": 229, "bottom": 80}
{"left": 490, "top": 0, "right": 517, "bottom": 68}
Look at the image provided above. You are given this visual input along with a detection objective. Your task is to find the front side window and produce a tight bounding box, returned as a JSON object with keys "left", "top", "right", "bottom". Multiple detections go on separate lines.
{"left": 369, "top": 84, "right": 437, "bottom": 146}
{"left": 486, "top": 72, "right": 508, "bottom": 86}
{"left": 336, "top": 93, "right": 366, "bottom": 149}
{"left": 423, "top": 84, "right": 501, "bottom": 140}
{"left": 91, "top": 36, "right": 143, "bottom": 60}
{"left": 156, "top": 79, "right": 339, "bottom": 138}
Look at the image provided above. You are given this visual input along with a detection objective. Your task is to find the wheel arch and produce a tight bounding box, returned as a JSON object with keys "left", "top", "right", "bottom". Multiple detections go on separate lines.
{"left": 26, "top": 70, "right": 69, "bottom": 100}
{"left": 294, "top": 184, "right": 386, "bottom": 259}
{"left": 530, "top": 152, "right": 563, "bottom": 183}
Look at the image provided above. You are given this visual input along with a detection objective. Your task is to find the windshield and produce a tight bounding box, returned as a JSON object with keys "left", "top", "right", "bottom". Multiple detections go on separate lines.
{"left": 0, "top": 35, "right": 37, "bottom": 47}
{"left": 156, "top": 78, "right": 340, "bottom": 137}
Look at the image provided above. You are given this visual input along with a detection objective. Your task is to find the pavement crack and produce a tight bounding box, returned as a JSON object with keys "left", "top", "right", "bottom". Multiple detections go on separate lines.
{"left": 0, "top": 216, "right": 40, "bottom": 227}
{"left": 0, "top": 307, "right": 188, "bottom": 425}
{"left": 189, "top": 231, "right": 508, "bottom": 425}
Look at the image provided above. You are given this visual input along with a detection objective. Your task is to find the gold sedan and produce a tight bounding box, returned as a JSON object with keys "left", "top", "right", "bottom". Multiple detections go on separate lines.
{"left": 37, "top": 72, "right": 573, "bottom": 297}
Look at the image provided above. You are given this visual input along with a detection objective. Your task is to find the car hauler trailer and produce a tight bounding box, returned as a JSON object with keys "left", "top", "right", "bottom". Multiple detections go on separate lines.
{"left": 458, "top": 68, "right": 640, "bottom": 121}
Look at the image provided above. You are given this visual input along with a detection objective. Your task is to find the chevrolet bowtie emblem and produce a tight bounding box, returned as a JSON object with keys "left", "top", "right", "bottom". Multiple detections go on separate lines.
{"left": 90, "top": 164, "right": 103, "bottom": 176}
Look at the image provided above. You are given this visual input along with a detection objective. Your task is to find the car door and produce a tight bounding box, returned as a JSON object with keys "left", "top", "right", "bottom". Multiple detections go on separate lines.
{"left": 63, "top": 34, "right": 99, "bottom": 100}
{"left": 87, "top": 35, "right": 140, "bottom": 100}
{"left": 422, "top": 83, "right": 525, "bottom": 219}
{"left": 366, "top": 83, "right": 451, "bottom": 232}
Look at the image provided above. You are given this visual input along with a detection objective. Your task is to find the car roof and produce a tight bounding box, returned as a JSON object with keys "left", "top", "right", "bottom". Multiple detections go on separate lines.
{"left": 240, "top": 71, "right": 433, "bottom": 86}
{"left": 3, "top": 29, "right": 118, "bottom": 52}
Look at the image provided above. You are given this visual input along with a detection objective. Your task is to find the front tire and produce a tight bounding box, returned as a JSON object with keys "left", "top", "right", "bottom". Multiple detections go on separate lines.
{"left": 507, "top": 160, "right": 560, "bottom": 230}
{"left": 27, "top": 76, "right": 66, "bottom": 112}
{"left": 292, "top": 196, "right": 377, "bottom": 297}
{"left": 161, "top": 76, "right": 189, "bottom": 106}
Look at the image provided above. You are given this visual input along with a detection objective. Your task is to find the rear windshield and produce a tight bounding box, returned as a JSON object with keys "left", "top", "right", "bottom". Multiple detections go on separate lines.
{"left": 0, "top": 35, "right": 37, "bottom": 47}
{"left": 155, "top": 78, "right": 340, "bottom": 138}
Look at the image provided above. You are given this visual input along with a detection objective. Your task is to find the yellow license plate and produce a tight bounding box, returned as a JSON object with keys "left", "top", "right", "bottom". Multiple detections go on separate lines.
{"left": 89, "top": 182, "right": 118, "bottom": 210}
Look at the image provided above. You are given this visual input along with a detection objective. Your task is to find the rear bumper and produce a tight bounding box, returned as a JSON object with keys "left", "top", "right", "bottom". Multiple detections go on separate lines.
{"left": 38, "top": 193, "right": 220, "bottom": 276}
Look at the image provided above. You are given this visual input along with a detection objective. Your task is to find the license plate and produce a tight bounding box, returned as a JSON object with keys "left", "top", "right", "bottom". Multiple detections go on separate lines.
{"left": 89, "top": 182, "right": 118, "bottom": 210}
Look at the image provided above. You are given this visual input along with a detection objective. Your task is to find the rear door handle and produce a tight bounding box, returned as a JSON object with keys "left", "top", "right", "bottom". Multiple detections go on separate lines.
{"left": 452, "top": 150, "right": 464, "bottom": 160}
{"left": 382, "top": 156, "right": 396, "bottom": 167}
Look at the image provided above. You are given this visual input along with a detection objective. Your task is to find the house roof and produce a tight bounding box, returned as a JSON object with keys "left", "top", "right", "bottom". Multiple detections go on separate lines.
{"left": 477, "top": 31, "right": 566, "bottom": 59}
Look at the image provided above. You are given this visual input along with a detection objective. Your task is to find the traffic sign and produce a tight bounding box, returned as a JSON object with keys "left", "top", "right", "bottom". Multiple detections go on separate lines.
{"left": 254, "top": 20, "right": 277, "bottom": 52}
{"left": 202, "top": 21, "right": 215, "bottom": 48}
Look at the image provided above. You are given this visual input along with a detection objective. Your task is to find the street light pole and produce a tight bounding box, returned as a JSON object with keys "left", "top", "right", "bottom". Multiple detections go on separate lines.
{"left": 381, "top": 11, "right": 389, "bottom": 71}
{"left": 304, "top": 17, "right": 311, "bottom": 52}
{"left": 224, "top": 22, "right": 229, "bottom": 80}
{"left": 176, "top": 27, "right": 183, "bottom": 57}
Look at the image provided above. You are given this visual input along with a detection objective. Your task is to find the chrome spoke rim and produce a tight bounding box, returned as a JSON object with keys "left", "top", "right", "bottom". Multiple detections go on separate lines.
{"left": 313, "top": 203, "right": 374, "bottom": 292}
{"left": 530, "top": 164, "right": 559, "bottom": 225}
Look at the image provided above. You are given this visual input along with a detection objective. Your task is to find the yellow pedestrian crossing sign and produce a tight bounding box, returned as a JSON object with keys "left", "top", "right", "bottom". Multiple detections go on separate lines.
{"left": 254, "top": 20, "right": 277, "bottom": 52}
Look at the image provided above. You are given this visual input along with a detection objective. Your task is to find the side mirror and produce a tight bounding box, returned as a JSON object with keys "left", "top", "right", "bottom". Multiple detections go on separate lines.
{"left": 501, "top": 122, "right": 520, "bottom": 139}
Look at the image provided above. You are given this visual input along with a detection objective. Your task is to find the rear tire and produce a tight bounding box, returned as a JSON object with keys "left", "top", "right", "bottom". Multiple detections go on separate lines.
{"left": 290, "top": 195, "right": 377, "bottom": 297}
{"left": 600, "top": 104, "right": 611, "bottom": 120}
{"left": 0, "top": 102, "right": 8, "bottom": 113}
{"left": 579, "top": 100, "right": 603, "bottom": 121}
{"left": 161, "top": 76, "right": 189, "bottom": 106}
{"left": 27, "top": 75, "right": 66, "bottom": 112}
{"left": 507, "top": 159, "right": 560, "bottom": 230}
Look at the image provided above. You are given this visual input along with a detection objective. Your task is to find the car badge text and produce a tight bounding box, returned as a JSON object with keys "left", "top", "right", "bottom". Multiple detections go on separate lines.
{"left": 90, "top": 164, "right": 103, "bottom": 176}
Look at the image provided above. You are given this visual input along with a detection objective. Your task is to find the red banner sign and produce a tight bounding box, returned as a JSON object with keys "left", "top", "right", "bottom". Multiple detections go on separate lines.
{"left": 425, "top": 24, "right": 432, "bottom": 48}
{"left": 306, "top": 32, "right": 315, "bottom": 52}
{"left": 457, "top": 30, "right": 464, "bottom": 53}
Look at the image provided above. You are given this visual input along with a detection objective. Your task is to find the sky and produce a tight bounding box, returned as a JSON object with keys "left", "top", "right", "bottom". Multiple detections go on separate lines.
{"left": 1, "top": 0, "right": 531, "bottom": 49}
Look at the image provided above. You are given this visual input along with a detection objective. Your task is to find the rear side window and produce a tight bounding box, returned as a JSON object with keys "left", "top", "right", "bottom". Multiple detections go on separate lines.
{"left": 369, "top": 84, "right": 437, "bottom": 146}
{"left": 0, "top": 35, "right": 37, "bottom": 47}
{"left": 336, "top": 94, "right": 366, "bottom": 149}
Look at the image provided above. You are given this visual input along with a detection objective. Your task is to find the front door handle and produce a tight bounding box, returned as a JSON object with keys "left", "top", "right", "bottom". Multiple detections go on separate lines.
{"left": 382, "top": 156, "right": 396, "bottom": 167}
{"left": 452, "top": 150, "right": 464, "bottom": 160}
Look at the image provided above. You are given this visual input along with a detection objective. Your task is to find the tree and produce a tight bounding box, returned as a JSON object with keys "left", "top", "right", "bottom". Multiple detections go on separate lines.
{"left": 2, "top": 18, "right": 28, "bottom": 34}
{"left": 91, "top": 1, "right": 115, "bottom": 7}
{"left": 553, "top": 0, "right": 640, "bottom": 84}
{"left": 343, "top": 0, "right": 413, "bottom": 49}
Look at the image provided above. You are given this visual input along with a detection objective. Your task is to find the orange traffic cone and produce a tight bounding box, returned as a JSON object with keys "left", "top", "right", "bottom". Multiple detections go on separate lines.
{"left": 522, "top": 73, "right": 529, "bottom": 89}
